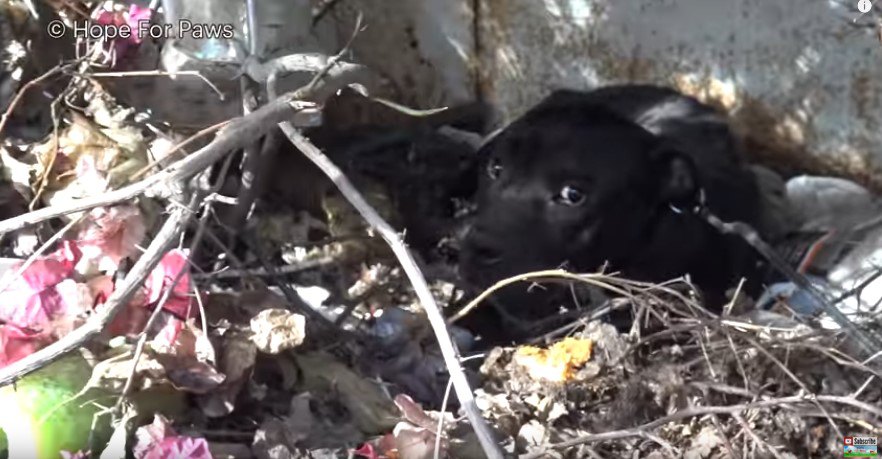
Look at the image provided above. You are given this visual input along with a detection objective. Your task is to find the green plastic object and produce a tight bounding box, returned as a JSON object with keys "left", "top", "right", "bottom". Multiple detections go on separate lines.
{"left": 0, "top": 354, "right": 109, "bottom": 459}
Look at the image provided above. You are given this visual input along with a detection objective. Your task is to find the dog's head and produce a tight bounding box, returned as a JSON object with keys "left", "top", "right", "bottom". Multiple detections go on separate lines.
{"left": 459, "top": 95, "right": 698, "bottom": 313}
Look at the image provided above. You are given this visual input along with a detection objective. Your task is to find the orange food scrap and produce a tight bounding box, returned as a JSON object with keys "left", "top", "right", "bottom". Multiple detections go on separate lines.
{"left": 513, "top": 337, "right": 594, "bottom": 382}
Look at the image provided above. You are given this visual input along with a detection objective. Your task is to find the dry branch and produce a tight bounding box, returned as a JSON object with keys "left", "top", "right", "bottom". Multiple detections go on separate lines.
{"left": 700, "top": 211, "right": 882, "bottom": 355}
{"left": 0, "top": 61, "right": 368, "bottom": 236}
{"left": 458, "top": 268, "right": 882, "bottom": 457}
{"left": 278, "top": 124, "right": 506, "bottom": 459}
{"left": 0, "top": 63, "right": 73, "bottom": 137}
{"left": 520, "top": 392, "right": 881, "bottom": 459}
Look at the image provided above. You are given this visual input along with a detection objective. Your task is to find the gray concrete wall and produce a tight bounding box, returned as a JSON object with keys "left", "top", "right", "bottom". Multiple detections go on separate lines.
{"left": 328, "top": 0, "right": 882, "bottom": 188}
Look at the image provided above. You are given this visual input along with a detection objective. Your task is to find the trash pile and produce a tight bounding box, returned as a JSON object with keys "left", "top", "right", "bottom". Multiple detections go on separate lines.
{"left": 0, "top": 1, "right": 880, "bottom": 458}
{"left": 475, "top": 279, "right": 882, "bottom": 458}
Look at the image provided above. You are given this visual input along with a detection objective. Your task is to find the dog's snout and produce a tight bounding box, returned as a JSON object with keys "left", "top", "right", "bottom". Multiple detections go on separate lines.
{"left": 471, "top": 241, "right": 502, "bottom": 264}
{"left": 463, "top": 228, "right": 503, "bottom": 265}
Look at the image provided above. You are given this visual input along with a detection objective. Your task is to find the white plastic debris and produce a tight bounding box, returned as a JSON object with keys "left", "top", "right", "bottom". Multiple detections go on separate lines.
{"left": 786, "top": 175, "right": 877, "bottom": 232}
{"left": 828, "top": 225, "right": 882, "bottom": 317}
{"left": 757, "top": 175, "right": 882, "bottom": 330}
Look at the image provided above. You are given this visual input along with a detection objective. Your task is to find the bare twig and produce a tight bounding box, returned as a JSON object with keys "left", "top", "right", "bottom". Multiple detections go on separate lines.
{"left": 193, "top": 256, "right": 336, "bottom": 280}
{"left": 89, "top": 70, "right": 225, "bottom": 99}
{"left": 243, "top": 53, "right": 333, "bottom": 84}
{"left": 834, "top": 268, "right": 882, "bottom": 306}
{"left": 700, "top": 211, "right": 882, "bottom": 355}
{"left": 312, "top": 0, "right": 345, "bottom": 25}
{"left": 732, "top": 412, "right": 784, "bottom": 459}
{"left": 471, "top": 268, "right": 882, "bottom": 458}
{"left": 639, "top": 431, "right": 678, "bottom": 458}
{"left": 303, "top": 14, "right": 364, "bottom": 95}
{"left": 278, "top": 125, "right": 505, "bottom": 459}
{"left": 112, "top": 187, "right": 213, "bottom": 416}
{"left": 852, "top": 375, "right": 876, "bottom": 398}
{"left": 30, "top": 92, "right": 68, "bottom": 209}
{"left": 131, "top": 120, "right": 231, "bottom": 180}
{"left": 735, "top": 332, "right": 845, "bottom": 439}
{"left": 709, "top": 414, "right": 738, "bottom": 458}
{"left": 435, "top": 353, "right": 484, "bottom": 459}
{"left": 0, "top": 214, "right": 83, "bottom": 296}
{"left": 448, "top": 269, "right": 633, "bottom": 324}
{"left": 0, "top": 63, "right": 72, "bottom": 138}
{"left": 520, "top": 394, "right": 881, "bottom": 459}
{"left": 0, "top": 73, "right": 364, "bottom": 236}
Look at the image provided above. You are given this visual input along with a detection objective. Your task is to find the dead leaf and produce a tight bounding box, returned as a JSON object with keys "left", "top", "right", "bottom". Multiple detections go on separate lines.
{"left": 218, "top": 332, "right": 257, "bottom": 386}
{"left": 254, "top": 393, "right": 364, "bottom": 454}
{"left": 86, "top": 349, "right": 167, "bottom": 393}
{"left": 153, "top": 354, "right": 225, "bottom": 394}
{"left": 0, "top": 240, "right": 83, "bottom": 330}
{"left": 196, "top": 332, "right": 257, "bottom": 417}
{"left": 0, "top": 146, "right": 37, "bottom": 200}
{"left": 517, "top": 420, "right": 548, "bottom": 450}
{"left": 249, "top": 309, "right": 306, "bottom": 354}
{"left": 284, "top": 394, "right": 316, "bottom": 444}
{"left": 150, "top": 317, "right": 214, "bottom": 362}
{"left": 201, "top": 288, "right": 289, "bottom": 326}
{"left": 351, "top": 442, "right": 383, "bottom": 459}
{"left": 393, "top": 394, "right": 439, "bottom": 431}
{"left": 40, "top": 151, "right": 111, "bottom": 213}
{"left": 252, "top": 419, "right": 295, "bottom": 459}
{"left": 393, "top": 422, "right": 442, "bottom": 459}
{"left": 295, "top": 352, "right": 400, "bottom": 434}
{"left": 35, "top": 113, "right": 147, "bottom": 214}
{"left": 684, "top": 426, "right": 723, "bottom": 459}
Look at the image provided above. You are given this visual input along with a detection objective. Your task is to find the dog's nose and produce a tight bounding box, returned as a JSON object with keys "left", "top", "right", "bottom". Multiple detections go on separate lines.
{"left": 464, "top": 229, "right": 503, "bottom": 265}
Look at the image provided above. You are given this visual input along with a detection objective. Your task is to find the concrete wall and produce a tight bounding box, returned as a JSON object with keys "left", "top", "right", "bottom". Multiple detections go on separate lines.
{"left": 328, "top": 0, "right": 882, "bottom": 188}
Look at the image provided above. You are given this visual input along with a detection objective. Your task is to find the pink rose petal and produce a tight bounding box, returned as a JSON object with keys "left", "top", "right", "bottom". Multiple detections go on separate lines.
{"left": 0, "top": 324, "right": 47, "bottom": 367}
{"left": 93, "top": 4, "right": 152, "bottom": 64}
{"left": 78, "top": 204, "right": 146, "bottom": 272}
{"left": 143, "top": 437, "right": 212, "bottom": 459}
{"left": 125, "top": 5, "right": 153, "bottom": 43}
{"left": 352, "top": 442, "right": 381, "bottom": 459}
{"left": 0, "top": 240, "right": 82, "bottom": 330}
{"left": 135, "top": 415, "right": 213, "bottom": 459}
{"left": 144, "top": 249, "right": 194, "bottom": 319}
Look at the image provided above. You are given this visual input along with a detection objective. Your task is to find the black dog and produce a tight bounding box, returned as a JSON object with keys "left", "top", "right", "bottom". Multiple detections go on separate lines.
{"left": 458, "top": 85, "right": 763, "bottom": 338}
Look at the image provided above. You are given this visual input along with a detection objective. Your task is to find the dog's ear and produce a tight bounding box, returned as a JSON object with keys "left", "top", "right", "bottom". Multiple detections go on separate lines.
{"left": 652, "top": 146, "right": 699, "bottom": 205}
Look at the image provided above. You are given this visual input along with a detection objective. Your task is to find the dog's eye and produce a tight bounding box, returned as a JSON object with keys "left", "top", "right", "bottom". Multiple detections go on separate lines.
{"left": 486, "top": 158, "right": 503, "bottom": 180}
{"left": 555, "top": 185, "right": 586, "bottom": 206}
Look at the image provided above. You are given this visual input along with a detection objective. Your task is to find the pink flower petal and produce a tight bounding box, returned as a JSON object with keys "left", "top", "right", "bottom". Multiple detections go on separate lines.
{"left": 0, "top": 324, "right": 48, "bottom": 367}
{"left": 352, "top": 442, "right": 381, "bottom": 459}
{"left": 153, "top": 316, "right": 186, "bottom": 351}
{"left": 135, "top": 415, "right": 213, "bottom": 459}
{"left": 78, "top": 205, "right": 146, "bottom": 272}
{"left": 93, "top": 5, "right": 150, "bottom": 64}
{"left": 144, "top": 249, "right": 194, "bottom": 319}
{"left": 125, "top": 5, "right": 153, "bottom": 43}
{"left": 0, "top": 241, "right": 82, "bottom": 330}
{"left": 143, "top": 437, "right": 212, "bottom": 459}
{"left": 94, "top": 10, "right": 121, "bottom": 26}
